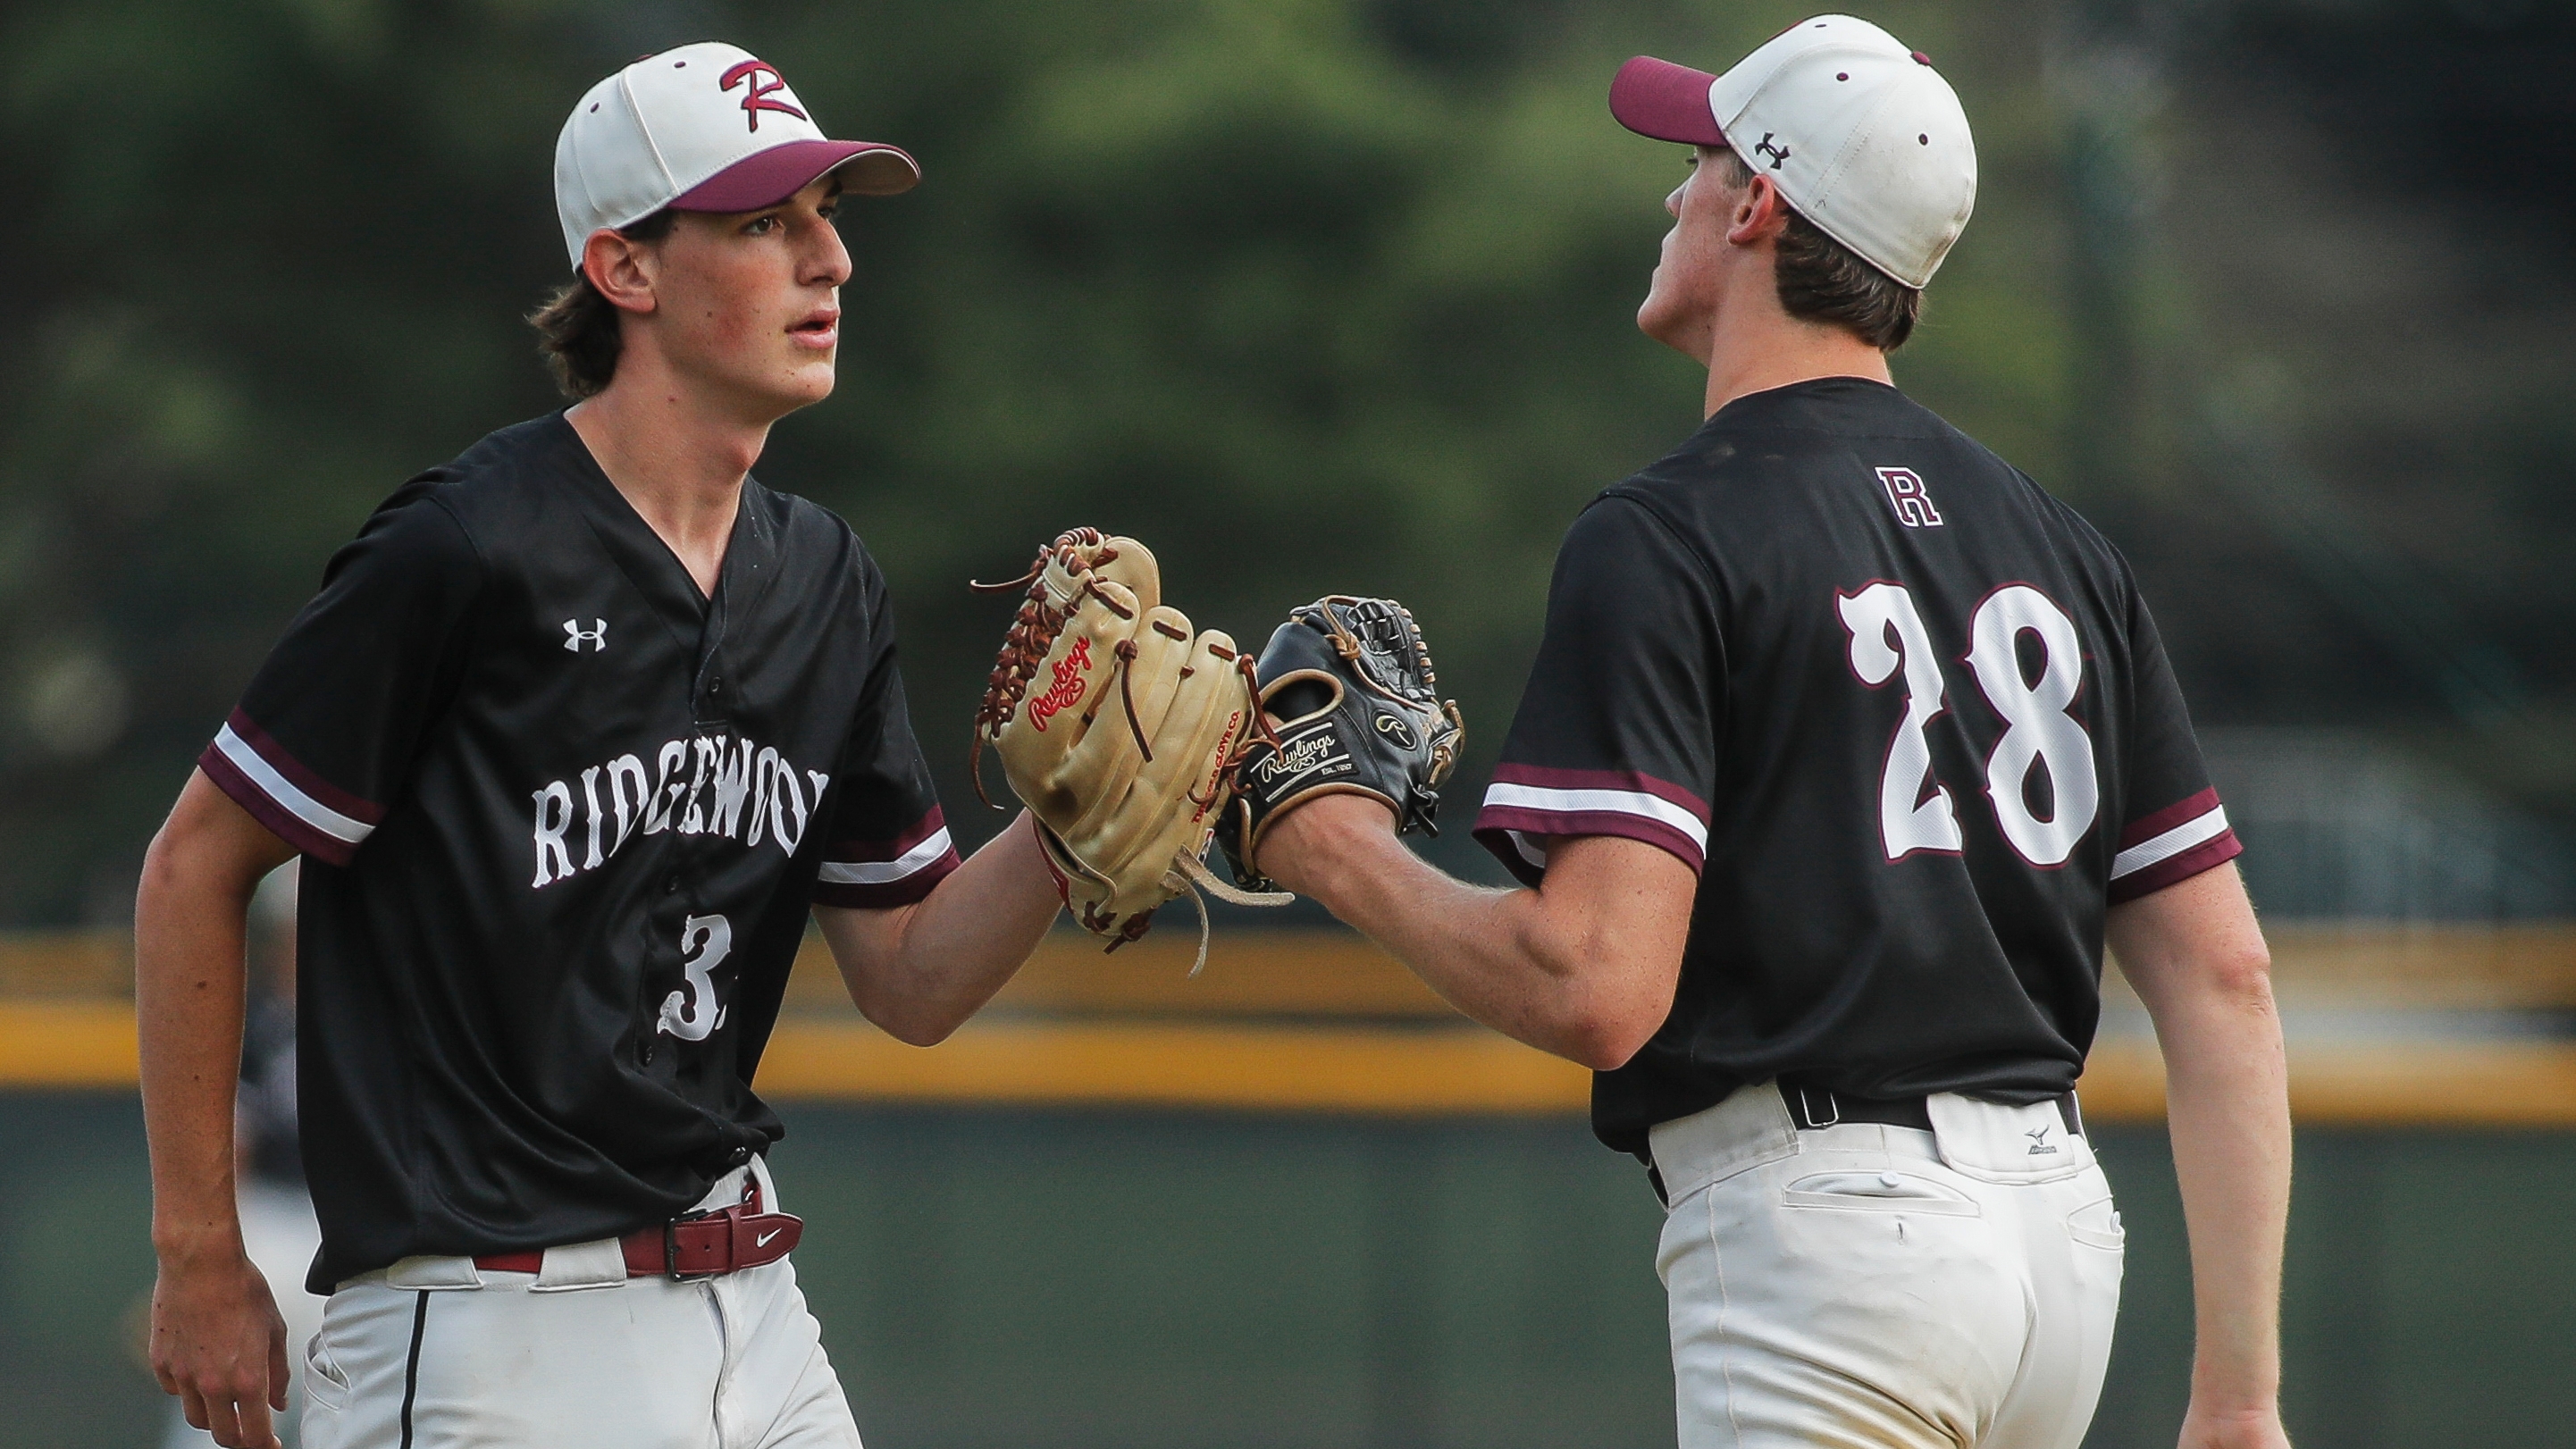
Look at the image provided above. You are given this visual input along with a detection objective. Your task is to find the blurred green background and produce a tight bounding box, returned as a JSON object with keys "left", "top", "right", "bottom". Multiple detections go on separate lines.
{"left": 5, "top": 0, "right": 2571, "bottom": 917}
{"left": 6, "top": 0, "right": 2576, "bottom": 1445}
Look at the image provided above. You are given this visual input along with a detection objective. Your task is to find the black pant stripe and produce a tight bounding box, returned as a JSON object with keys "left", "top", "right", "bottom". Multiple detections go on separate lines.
{"left": 398, "top": 1289, "right": 430, "bottom": 1448}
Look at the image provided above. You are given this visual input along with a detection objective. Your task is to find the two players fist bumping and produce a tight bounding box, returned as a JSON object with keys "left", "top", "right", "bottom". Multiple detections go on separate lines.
{"left": 973, "top": 528, "right": 1464, "bottom": 968}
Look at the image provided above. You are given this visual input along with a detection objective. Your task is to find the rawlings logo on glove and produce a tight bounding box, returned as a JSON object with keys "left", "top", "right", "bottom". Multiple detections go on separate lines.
{"left": 1026, "top": 639, "right": 1094, "bottom": 731}
{"left": 971, "top": 529, "right": 1291, "bottom": 972}
{"left": 1252, "top": 733, "right": 1349, "bottom": 787}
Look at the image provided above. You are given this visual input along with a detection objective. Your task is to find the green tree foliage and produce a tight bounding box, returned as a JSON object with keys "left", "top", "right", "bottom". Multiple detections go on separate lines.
{"left": 0, "top": 0, "right": 2070, "bottom": 922}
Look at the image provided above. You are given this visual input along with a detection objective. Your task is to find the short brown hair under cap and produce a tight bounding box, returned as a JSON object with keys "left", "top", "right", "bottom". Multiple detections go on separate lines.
{"left": 1716, "top": 147, "right": 1923, "bottom": 352}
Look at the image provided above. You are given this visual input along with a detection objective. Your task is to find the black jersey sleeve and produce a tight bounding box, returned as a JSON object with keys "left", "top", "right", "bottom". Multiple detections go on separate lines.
{"left": 1472, "top": 496, "right": 1724, "bottom": 887}
{"left": 811, "top": 562, "right": 961, "bottom": 909}
{"left": 198, "top": 482, "right": 484, "bottom": 865}
{"left": 2107, "top": 578, "right": 2242, "bottom": 901}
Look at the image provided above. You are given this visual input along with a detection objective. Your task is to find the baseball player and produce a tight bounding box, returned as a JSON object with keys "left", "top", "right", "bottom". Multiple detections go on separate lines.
{"left": 134, "top": 44, "right": 1064, "bottom": 1449}
{"left": 1246, "top": 18, "right": 2293, "bottom": 1449}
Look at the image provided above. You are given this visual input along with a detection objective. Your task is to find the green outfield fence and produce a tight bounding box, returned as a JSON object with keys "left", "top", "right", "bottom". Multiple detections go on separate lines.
{"left": 7, "top": 1093, "right": 2574, "bottom": 1449}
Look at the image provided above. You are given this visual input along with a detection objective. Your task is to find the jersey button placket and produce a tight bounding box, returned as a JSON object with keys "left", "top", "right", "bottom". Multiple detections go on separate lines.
{"left": 644, "top": 862, "right": 687, "bottom": 1068}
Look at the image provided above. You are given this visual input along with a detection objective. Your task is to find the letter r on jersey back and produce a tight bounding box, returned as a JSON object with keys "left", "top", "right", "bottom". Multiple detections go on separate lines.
{"left": 1876, "top": 468, "right": 1943, "bottom": 529}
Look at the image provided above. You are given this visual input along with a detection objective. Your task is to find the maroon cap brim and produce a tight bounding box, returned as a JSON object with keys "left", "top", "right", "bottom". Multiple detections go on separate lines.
{"left": 670, "top": 138, "right": 921, "bottom": 214}
{"left": 1609, "top": 55, "right": 1725, "bottom": 147}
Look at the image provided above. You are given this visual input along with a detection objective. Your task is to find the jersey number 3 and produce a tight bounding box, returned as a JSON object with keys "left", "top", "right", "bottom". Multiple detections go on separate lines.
{"left": 1838, "top": 583, "right": 2099, "bottom": 866}
{"left": 659, "top": 913, "right": 734, "bottom": 1042}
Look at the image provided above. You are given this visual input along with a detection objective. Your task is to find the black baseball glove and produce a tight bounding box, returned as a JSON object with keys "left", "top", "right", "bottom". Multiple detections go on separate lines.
{"left": 1221, "top": 596, "right": 1464, "bottom": 891}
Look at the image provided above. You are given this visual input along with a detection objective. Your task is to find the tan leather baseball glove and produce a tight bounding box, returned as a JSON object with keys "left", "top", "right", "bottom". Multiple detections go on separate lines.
{"left": 972, "top": 529, "right": 1290, "bottom": 970}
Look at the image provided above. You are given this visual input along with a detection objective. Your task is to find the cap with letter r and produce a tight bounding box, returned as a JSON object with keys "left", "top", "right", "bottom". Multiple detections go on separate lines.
{"left": 1608, "top": 15, "right": 1975, "bottom": 289}
{"left": 553, "top": 41, "right": 919, "bottom": 270}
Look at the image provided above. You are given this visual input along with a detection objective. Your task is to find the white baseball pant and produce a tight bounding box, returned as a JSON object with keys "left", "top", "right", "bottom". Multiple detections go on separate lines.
{"left": 299, "top": 1158, "right": 862, "bottom": 1449}
{"left": 1651, "top": 1082, "right": 2125, "bottom": 1449}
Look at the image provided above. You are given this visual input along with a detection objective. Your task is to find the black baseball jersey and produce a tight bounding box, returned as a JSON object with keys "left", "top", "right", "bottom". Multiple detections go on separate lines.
{"left": 1472, "top": 379, "right": 2240, "bottom": 1158}
{"left": 199, "top": 413, "right": 961, "bottom": 1291}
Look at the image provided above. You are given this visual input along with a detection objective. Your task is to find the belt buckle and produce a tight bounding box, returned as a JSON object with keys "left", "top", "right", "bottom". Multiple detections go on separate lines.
{"left": 664, "top": 1208, "right": 728, "bottom": 1281}
{"left": 1792, "top": 1083, "right": 1839, "bottom": 1130}
{"left": 667, "top": 1168, "right": 765, "bottom": 1279}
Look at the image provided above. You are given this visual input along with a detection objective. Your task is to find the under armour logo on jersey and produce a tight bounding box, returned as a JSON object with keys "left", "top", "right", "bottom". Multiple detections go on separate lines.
{"left": 718, "top": 59, "right": 806, "bottom": 132}
{"left": 1754, "top": 133, "right": 1791, "bottom": 170}
{"left": 2026, "top": 1123, "right": 2060, "bottom": 1156}
{"left": 1876, "top": 467, "right": 1944, "bottom": 529}
{"left": 563, "top": 619, "right": 608, "bottom": 652}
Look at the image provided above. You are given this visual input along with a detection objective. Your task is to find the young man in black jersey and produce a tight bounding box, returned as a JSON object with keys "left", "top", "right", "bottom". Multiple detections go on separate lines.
{"left": 136, "top": 44, "right": 1061, "bottom": 1449}
{"left": 1257, "top": 18, "right": 2292, "bottom": 1449}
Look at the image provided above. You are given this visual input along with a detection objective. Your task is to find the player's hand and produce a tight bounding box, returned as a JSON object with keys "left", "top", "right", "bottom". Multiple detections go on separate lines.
{"left": 150, "top": 1250, "right": 290, "bottom": 1449}
{"left": 2177, "top": 1401, "right": 2293, "bottom": 1449}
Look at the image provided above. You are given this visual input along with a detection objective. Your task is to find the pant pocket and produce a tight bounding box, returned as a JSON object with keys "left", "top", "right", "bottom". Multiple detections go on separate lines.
{"left": 302, "top": 1321, "right": 351, "bottom": 1414}
{"left": 1783, "top": 1169, "right": 1983, "bottom": 1217}
{"left": 2066, "top": 1192, "right": 2127, "bottom": 1252}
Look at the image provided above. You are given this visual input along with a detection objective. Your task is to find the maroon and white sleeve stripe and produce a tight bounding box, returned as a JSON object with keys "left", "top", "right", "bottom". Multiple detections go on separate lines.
{"left": 2107, "top": 787, "right": 2241, "bottom": 902}
{"left": 1473, "top": 765, "right": 1711, "bottom": 886}
{"left": 812, "top": 807, "right": 961, "bottom": 909}
{"left": 197, "top": 710, "right": 386, "bottom": 867}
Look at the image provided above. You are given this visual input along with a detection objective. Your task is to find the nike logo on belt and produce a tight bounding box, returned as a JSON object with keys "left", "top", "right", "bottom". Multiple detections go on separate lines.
{"left": 756, "top": 1228, "right": 782, "bottom": 1247}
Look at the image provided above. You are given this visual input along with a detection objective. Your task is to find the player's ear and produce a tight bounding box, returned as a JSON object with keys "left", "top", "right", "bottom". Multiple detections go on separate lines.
{"left": 582, "top": 229, "right": 660, "bottom": 317}
{"left": 1724, "top": 173, "right": 1791, "bottom": 247}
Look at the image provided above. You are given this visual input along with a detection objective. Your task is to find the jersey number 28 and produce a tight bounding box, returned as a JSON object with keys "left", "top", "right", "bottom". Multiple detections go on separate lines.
{"left": 1837, "top": 583, "right": 2099, "bottom": 867}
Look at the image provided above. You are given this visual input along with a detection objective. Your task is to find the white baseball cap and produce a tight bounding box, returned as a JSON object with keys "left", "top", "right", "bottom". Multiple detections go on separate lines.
{"left": 1609, "top": 15, "right": 1976, "bottom": 289}
{"left": 553, "top": 41, "right": 919, "bottom": 270}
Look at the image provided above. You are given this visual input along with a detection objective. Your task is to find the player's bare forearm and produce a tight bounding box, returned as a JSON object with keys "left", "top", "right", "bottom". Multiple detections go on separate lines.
{"left": 137, "top": 771, "right": 294, "bottom": 1261}
{"left": 136, "top": 769, "right": 297, "bottom": 1448}
{"left": 814, "top": 810, "right": 1059, "bottom": 1046}
{"left": 1261, "top": 795, "right": 1692, "bottom": 1069}
{"left": 2108, "top": 865, "right": 2294, "bottom": 1447}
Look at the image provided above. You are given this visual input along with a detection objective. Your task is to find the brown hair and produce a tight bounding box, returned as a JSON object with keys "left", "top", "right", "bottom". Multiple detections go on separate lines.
{"left": 528, "top": 209, "right": 679, "bottom": 399}
{"left": 1714, "top": 147, "right": 1922, "bottom": 351}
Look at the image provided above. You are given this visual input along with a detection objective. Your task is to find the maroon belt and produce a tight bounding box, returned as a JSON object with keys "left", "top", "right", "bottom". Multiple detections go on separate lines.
{"left": 474, "top": 1180, "right": 802, "bottom": 1279}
